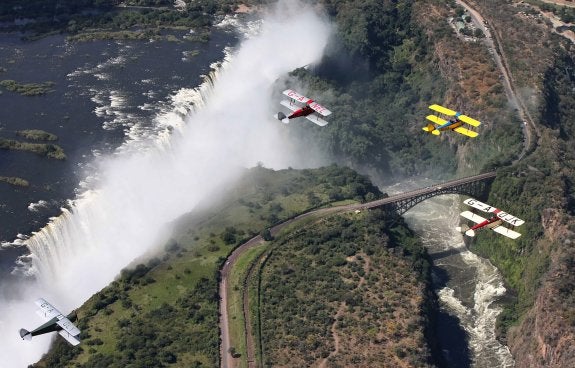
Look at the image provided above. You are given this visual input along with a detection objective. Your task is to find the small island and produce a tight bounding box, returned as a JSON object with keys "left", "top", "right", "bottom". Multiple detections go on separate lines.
{"left": 0, "top": 138, "right": 66, "bottom": 160}
{"left": 0, "top": 80, "right": 55, "bottom": 96}
{"left": 0, "top": 176, "right": 30, "bottom": 187}
{"left": 16, "top": 129, "right": 58, "bottom": 141}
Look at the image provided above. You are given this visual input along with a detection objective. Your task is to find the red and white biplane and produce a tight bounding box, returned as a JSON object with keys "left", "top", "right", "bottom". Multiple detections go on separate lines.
{"left": 456, "top": 198, "right": 525, "bottom": 239}
{"left": 274, "top": 89, "right": 331, "bottom": 127}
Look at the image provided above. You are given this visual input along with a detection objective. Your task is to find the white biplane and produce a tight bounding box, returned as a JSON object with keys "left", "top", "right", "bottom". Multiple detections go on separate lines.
{"left": 274, "top": 89, "right": 332, "bottom": 126}
{"left": 20, "top": 298, "right": 81, "bottom": 346}
{"left": 456, "top": 198, "right": 525, "bottom": 239}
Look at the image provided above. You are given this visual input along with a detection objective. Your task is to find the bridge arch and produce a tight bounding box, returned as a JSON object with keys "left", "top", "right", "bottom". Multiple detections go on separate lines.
{"left": 362, "top": 172, "right": 496, "bottom": 217}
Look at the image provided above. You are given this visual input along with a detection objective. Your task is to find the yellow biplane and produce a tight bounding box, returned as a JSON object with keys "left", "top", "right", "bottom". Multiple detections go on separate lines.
{"left": 423, "top": 104, "right": 481, "bottom": 138}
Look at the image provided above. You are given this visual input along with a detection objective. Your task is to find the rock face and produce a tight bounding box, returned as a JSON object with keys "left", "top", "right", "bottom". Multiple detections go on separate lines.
{"left": 508, "top": 209, "right": 575, "bottom": 368}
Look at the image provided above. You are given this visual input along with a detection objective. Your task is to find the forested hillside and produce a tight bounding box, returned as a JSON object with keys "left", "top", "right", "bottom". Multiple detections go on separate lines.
{"left": 259, "top": 213, "right": 438, "bottom": 367}
{"left": 277, "top": 0, "right": 522, "bottom": 182}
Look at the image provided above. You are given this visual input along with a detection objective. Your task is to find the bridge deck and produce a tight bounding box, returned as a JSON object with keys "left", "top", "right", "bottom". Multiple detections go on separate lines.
{"left": 360, "top": 171, "right": 496, "bottom": 211}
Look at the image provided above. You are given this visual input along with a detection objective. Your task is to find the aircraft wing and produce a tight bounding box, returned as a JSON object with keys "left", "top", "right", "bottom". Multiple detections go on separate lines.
{"left": 56, "top": 317, "right": 81, "bottom": 346}
{"left": 425, "top": 115, "right": 448, "bottom": 126}
{"left": 496, "top": 212, "right": 525, "bottom": 227}
{"left": 283, "top": 89, "right": 312, "bottom": 104}
{"left": 280, "top": 99, "right": 299, "bottom": 112}
{"left": 492, "top": 225, "right": 522, "bottom": 239}
{"left": 35, "top": 298, "right": 60, "bottom": 321}
{"left": 429, "top": 104, "right": 456, "bottom": 116}
{"left": 463, "top": 198, "right": 496, "bottom": 213}
{"left": 457, "top": 114, "right": 481, "bottom": 127}
{"left": 59, "top": 330, "right": 81, "bottom": 346}
{"left": 305, "top": 114, "right": 329, "bottom": 127}
{"left": 308, "top": 101, "right": 331, "bottom": 117}
{"left": 453, "top": 126, "right": 479, "bottom": 138}
{"left": 460, "top": 210, "right": 487, "bottom": 224}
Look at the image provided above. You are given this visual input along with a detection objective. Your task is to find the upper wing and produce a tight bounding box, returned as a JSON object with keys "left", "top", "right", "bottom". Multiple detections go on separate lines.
{"left": 35, "top": 298, "right": 60, "bottom": 321}
{"left": 308, "top": 101, "right": 332, "bottom": 117}
{"left": 463, "top": 198, "right": 496, "bottom": 213}
{"left": 305, "top": 114, "right": 329, "bottom": 127}
{"left": 283, "top": 90, "right": 331, "bottom": 116}
{"left": 492, "top": 225, "right": 522, "bottom": 239}
{"left": 425, "top": 115, "right": 448, "bottom": 126}
{"left": 495, "top": 211, "right": 525, "bottom": 227}
{"left": 457, "top": 114, "right": 481, "bottom": 127}
{"left": 429, "top": 104, "right": 456, "bottom": 116}
{"left": 283, "top": 89, "right": 312, "bottom": 104}
{"left": 56, "top": 316, "right": 81, "bottom": 338}
{"left": 460, "top": 210, "right": 487, "bottom": 224}
{"left": 453, "top": 126, "right": 479, "bottom": 138}
{"left": 280, "top": 99, "right": 299, "bottom": 112}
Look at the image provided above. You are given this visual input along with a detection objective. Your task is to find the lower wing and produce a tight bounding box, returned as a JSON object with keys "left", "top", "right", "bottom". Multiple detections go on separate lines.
{"left": 492, "top": 226, "right": 522, "bottom": 239}
{"left": 280, "top": 99, "right": 299, "bottom": 112}
{"left": 453, "top": 127, "right": 479, "bottom": 138}
{"left": 305, "top": 114, "right": 329, "bottom": 127}
{"left": 458, "top": 114, "right": 481, "bottom": 127}
{"left": 460, "top": 210, "right": 487, "bottom": 224}
{"left": 425, "top": 115, "right": 447, "bottom": 125}
{"left": 58, "top": 330, "right": 81, "bottom": 346}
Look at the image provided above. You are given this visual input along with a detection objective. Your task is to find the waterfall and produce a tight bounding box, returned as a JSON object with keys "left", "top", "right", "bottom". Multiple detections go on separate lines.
{"left": 0, "top": 3, "right": 332, "bottom": 366}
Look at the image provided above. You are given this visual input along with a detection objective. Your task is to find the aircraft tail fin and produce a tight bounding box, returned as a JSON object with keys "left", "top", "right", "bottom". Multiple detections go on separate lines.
{"left": 274, "top": 112, "right": 290, "bottom": 124}
{"left": 20, "top": 329, "right": 32, "bottom": 341}
{"left": 422, "top": 124, "right": 440, "bottom": 135}
{"left": 456, "top": 224, "right": 469, "bottom": 233}
{"left": 456, "top": 224, "right": 475, "bottom": 237}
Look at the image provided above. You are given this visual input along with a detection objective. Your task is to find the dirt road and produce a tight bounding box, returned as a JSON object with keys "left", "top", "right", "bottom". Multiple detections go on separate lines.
{"left": 457, "top": 0, "right": 539, "bottom": 160}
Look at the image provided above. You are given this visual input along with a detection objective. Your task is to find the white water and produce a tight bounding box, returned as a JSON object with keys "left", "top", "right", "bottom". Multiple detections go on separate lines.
{"left": 0, "top": 2, "right": 332, "bottom": 366}
{"left": 394, "top": 180, "right": 515, "bottom": 368}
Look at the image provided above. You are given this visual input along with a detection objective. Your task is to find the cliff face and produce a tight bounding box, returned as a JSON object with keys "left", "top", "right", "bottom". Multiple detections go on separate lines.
{"left": 508, "top": 208, "right": 575, "bottom": 367}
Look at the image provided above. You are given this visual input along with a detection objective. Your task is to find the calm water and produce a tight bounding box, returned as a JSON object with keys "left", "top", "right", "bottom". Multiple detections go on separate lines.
{"left": 0, "top": 28, "right": 238, "bottom": 277}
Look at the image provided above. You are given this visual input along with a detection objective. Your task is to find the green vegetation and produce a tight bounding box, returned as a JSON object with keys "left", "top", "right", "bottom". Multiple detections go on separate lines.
{"left": 16, "top": 129, "right": 58, "bottom": 141}
{"left": 0, "top": 176, "right": 30, "bottom": 187}
{"left": 258, "top": 211, "right": 436, "bottom": 366}
{"left": 0, "top": 80, "right": 54, "bottom": 96}
{"left": 525, "top": 0, "right": 575, "bottom": 23}
{"left": 0, "top": 0, "right": 252, "bottom": 41}
{"left": 0, "top": 138, "right": 66, "bottom": 160}
{"left": 32, "top": 165, "right": 382, "bottom": 367}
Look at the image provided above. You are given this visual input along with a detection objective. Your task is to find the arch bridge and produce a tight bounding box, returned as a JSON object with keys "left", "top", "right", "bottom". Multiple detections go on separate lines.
{"left": 361, "top": 172, "right": 497, "bottom": 216}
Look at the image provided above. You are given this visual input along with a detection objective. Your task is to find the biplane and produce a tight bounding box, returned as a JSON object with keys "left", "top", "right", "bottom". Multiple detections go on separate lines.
{"left": 274, "top": 89, "right": 331, "bottom": 127}
{"left": 456, "top": 198, "right": 525, "bottom": 239}
{"left": 423, "top": 104, "right": 481, "bottom": 138}
{"left": 20, "top": 298, "right": 81, "bottom": 346}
